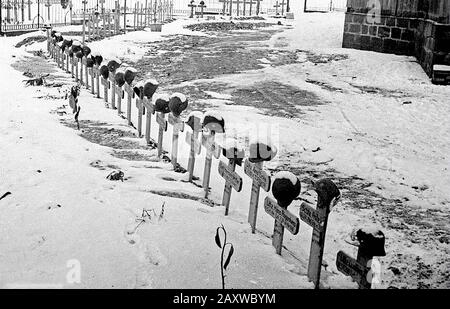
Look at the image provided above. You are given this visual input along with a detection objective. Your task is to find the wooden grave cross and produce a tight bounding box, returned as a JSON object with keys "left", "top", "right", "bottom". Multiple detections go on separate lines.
{"left": 123, "top": 82, "right": 135, "bottom": 126}
{"left": 143, "top": 97, "right": 155, "bottom": 146}
{"left": 188, "top": 0, "right": 196, "bottom": 18}
{"left": 201, "top": 132, "right": 221, "bottom": 198}
{"left": 198, "top": 1, "right": 206, "bottom": 18}
{"left": 336, "top": 229, "right": 386, "bottom": 289}
{"left": 185, "top": 116, "right": 202, "bottom": 182}
{"left": 299, "top": 179, "right": 340, "bottom": 289}
{"left": 168, "top": 113, "right": 185, "bottom": 169}
{"left": 115, "top": 83, "right": 125, "bottom": 115}
{"left": 264, "top": 196, "right": 300, "bottom": 255}
{"left": 156, "top": 112, "right": 168, "bottom": 158}
{"left": 244, "top": 159, "right": 271, "bottom": 233}
{"left": 280, "top": 0, "right": 286, "bottom": 15}
{"left": 273, "top": 0, "right": 280, "bottom": 15}
{"left": 218, "top": 158, "right": 243, "bottom": 216}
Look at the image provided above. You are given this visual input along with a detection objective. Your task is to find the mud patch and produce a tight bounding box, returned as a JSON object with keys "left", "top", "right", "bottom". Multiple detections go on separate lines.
{"left": 184, "top": 21, "right": 276, "bottom": 32}
{"left": 15, "top": 35, "right": 47, "bottom": 48}
{"left": 350, "top": 83, "right": 409, "bottom": 98}
{"left": 130, "top": 32, "right": 297, "bottom": 86}
{"left": 11, "top": 55, "right": 57, "bottom": 77}
{"left": 297, "top": 50, "right": 349, "bottom": 64}
{"left": 61, "top": 120, "right": 148, "bottom": 150}
{"left": 230, "top": 81, "right": 325, "bottom": 117}
{"left": 112, "top": 150, "right": 158, "bottom": 162}
{"left": 90, "top": 160, "right": 120, "bottom": 170}
{"left": 145, "top": 189, "right": 220, "bottom": 207}
{"left": 305, "top": 79, "right": 346, "bottom": 93}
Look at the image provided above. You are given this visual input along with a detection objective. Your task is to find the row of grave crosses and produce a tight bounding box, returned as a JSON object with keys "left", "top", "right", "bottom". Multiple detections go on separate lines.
{"left": 82, "top": 0, "right": 174, "bottom": 39}
{"left": 218, "top": 0, "right": 263, "bottom": 17}
{"left": 47, "top": 31, "right": 387, "bottom": 290}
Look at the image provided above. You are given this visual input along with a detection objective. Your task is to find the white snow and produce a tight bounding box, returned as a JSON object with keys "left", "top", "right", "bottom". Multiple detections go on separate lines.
{"left": 145, "top": 78, "right": 159, "bottom": 86}
{"left": 170, "top": 92, "right": 187, "bottom": 103}
{"left": 202, "top": 111, "right": 224, "bottom": 122}
{"left": 186, "top": 111, "right": 204, "bottom": 122}
{"left": 273, "top": 171, "right": 299, "bottom": 187}
{"left": 1, "top": 10, "right": 449, "bottom": 289}
{"left": 154, "top": 93, "right": 170, "bottom": 102}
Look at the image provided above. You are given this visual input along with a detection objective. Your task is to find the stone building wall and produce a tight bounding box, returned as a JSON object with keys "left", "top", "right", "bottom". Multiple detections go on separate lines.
{"left": 342, "top": 0, "right": 450, "bottom": 77}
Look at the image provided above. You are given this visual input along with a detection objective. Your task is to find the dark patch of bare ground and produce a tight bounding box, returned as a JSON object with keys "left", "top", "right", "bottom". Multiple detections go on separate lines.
{"left": 60, "top": 119, "right": 157, "bottom": 161}
{"left": 130, "top": 30, "right": 297, "bottom": 86}
{"left": 269, "top": 160, "right": 450, "bottom": 289}
{"left": 15, "top": 35, "right": 47, "bottom": 48}
{"left": 11, "top": 55, "right": 58, "bottom": 77}
{"left": 167, "top": 81, "right": 325, "bottom": 118}
{"left": 144, "top": 189, "right": 220, "bottom": 208}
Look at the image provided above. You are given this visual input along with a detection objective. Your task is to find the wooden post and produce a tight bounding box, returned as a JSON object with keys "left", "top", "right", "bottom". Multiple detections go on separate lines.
{"left": 144, "top": 0, "right": 148, "bottom": 27}
{"left": 101, "top": 0, "right": 105, "bottom": 37}
{"left": 219, "top": 0, "right": 228, "bottom": 15}
{"left": 101, "top": 76, "right": 109, "bottom": 104}
{"left": 143, "top": 97, "right": 155, "bottom": 145}
{"left": 74, "top": 57, "right": 79, "bottom": 82}
{"left": 65, "top": 50, "right": 70, "bottom": 72}
{"left": 93, "top": 65, "right": 100, "bottom": 98}
{"left": 235, "top": 0, "right": 240, "bottom": 16}
{"left": 198, "top": 1, "right": 206, "bottom": 18}
{"left": 90, "top": 66, "right": 95, "bottom": 95}
{"left": 123, "top": 83, "right": 134, "bottom": 125}
{"left": 200, "top": 132, "right": 221, "bottom": 198}
{"left": 188, "top": 0, "right": 196, "bottom": 18}
{"left": 135, "top": 94, "right": 144, "bottom": 137}
{"left": 336, "top": 228, "right": 386, "bottom": 289}
{"left": 168, "top": 113, "right": 185, "bottom": 169}
{"left": 115, "top": 84, "right": 124, "bottom": 115}
{"left": 81, "top": 57, "right": 88, "bottom": 88}
{"left": 256, "top": 0, "right": 261, "bottom": 15}
{"left": 264, "top": 196, "right": 300, "bottom": 255}
{"left": 300, "top": 179, "right": 340, "bottom": 289}
{"left": 218, "top": 159, "right": 243, "bottom": 215}
{"left": 71, "top": 56, "right": 75, "bottom": 78}
{"left": 273, "top": 0, "right": 280, "bottom": 15}
{"left": 60, "top": 48, "right": 65, "bottom": 70}
{"left": 244, "top": 159, "right": 271, "bottom": 233}
{"left": 280, "top": 0, "right": 286, "bottom": 15}
{"left": 108, "top": 71, "right": 116, "bottom": 109}
{"left": 156, "top": 112, "right": 168, "bottom": 158}
{"left": 185, "top": 116, "right": 202, "bottom": 182}
{"left": 133, "top": 2, "right": 137, "bottom": 31}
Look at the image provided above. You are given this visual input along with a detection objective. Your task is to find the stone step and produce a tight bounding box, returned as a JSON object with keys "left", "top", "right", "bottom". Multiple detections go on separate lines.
{"left": 432, "top": 64, "right": 450, "bottom": 85}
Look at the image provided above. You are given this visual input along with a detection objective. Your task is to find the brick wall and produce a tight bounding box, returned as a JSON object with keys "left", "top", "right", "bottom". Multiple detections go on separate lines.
{"left": 342, "top": 0, "right": 450, "bottom": 77}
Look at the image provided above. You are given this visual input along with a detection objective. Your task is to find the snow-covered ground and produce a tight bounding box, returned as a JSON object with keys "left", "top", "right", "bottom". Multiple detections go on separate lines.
{"left": 1, "top": 8, "right": 449, "bottom": 289}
